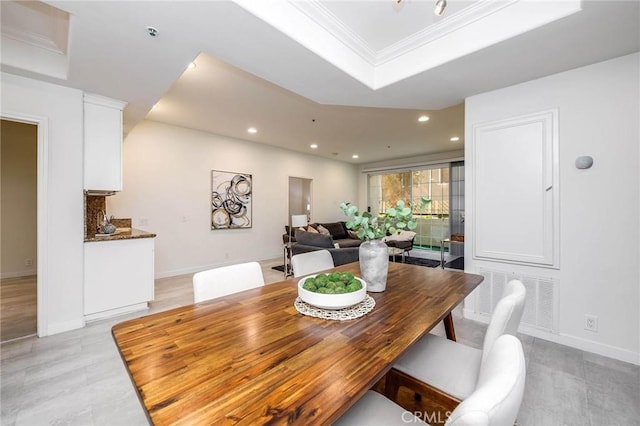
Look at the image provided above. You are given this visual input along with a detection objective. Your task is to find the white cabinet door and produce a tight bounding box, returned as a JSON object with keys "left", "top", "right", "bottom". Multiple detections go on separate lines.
{"left": 84, "top": 238, "right": 155, "bottom": 317}
{"left": 83, "top": 94, "right": 126, "bottom": 191}
{"left": 471, "top": 109, "right": 559, "bottom": 268}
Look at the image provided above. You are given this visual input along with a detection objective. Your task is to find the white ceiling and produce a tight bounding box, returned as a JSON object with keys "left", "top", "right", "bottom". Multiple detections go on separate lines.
{"left": 1, "top": 1, "right": 639, "bottom": 164}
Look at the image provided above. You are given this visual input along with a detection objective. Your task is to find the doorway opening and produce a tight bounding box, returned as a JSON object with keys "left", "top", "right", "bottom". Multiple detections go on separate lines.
{"left": 1, "top": 119, "right": 38, "bottom": 342}
{"left": 288, "top": 177, "right": 312, "bottom": 226}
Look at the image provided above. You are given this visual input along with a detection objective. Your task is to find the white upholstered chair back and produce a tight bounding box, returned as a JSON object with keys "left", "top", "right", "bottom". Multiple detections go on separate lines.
{"left": 291, "top": 250, "right": 334, "bottom": 278}
{"left": 481, "top": 279, "right": 526, "bottom": 365}
{"left": 446, "top": 334, "right": 526, "bottom": 426}
{"left": 192, "top": 261, "right": 265, "bottom": 303}
{"left": 335, "top": 334, "right": 526, "bottom": 426}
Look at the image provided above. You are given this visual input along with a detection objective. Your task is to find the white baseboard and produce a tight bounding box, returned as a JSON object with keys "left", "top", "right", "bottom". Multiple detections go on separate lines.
{"left": 1, "top": 269, "right": 37, "bottom": 279}
{"left": 84, "top": 302, "right": 149, "bottom": 322}
{"left": 463, "top": 308, "right": 639, "bottom": 366}
{"left": 46, "top": 318, "right": 85, "bottom": 336}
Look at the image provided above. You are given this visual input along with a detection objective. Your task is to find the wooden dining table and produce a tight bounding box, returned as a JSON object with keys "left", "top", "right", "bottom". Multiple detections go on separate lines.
{"left": 112, "top": 261, "right": 483, "bottom": 425}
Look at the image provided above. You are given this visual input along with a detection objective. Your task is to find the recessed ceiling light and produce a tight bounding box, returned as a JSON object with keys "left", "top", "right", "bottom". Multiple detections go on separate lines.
{"left": 352, "top": 154, "right": 359, "bottom": 159}
{"left": 152, "top": 103, "right": 158, "bottom": 109}
{"left": 146, "top": 26, "right": 159, "bottom": 37}
{"left": 418, "top": 115, "right": 430, "bottom": 122}
{"left": 187, "top": 62, "right": 196, "bottom": 69}
{"left": 450, "top": 136, "right": 460, "bottom": 142}
{"left": 247, "top": 127, "right": 257, "bottom": 134}
{"left": 310, "top": 143, "right": 318, "bottom": 149}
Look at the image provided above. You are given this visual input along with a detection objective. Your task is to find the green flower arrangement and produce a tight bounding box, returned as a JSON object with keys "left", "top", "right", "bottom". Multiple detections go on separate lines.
{"left": 339, "top": 197, "right": 430, "bottom": 241}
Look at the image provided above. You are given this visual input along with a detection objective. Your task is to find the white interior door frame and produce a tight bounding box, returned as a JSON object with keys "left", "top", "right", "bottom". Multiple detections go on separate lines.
{"left": 2, "top": 111, "right": 49, "bottom": 337}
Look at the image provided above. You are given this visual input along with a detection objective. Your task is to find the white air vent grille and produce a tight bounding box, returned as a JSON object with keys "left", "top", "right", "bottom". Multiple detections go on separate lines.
{"left": 476, "top": 268, "right": 556, "bottom": 332}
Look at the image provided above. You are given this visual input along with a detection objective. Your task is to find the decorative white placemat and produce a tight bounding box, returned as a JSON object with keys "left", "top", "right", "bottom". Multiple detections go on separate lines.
{"left": 294, "top": 295, "right": 375, "bottom": 321}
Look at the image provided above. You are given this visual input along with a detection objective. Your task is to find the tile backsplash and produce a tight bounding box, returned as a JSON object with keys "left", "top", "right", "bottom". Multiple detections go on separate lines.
{"left": 85, "top": 195, "right": 106, "bottom": 238}
{"left": 84, "top": 195, "right": 132, "bottom": 238}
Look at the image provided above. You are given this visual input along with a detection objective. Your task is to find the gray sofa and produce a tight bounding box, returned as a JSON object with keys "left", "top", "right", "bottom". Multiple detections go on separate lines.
{"left": 287, "top": 221, "right": 416, "bottom": 266}
{"left": 283, "top": 221, "right": 361, "bottom": 246}
{"left": 291, "top": 223, "right": 362, "bottom": 266}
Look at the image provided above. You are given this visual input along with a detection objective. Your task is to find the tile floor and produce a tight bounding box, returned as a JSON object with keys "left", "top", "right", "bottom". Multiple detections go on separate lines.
{"left": 1, "top": 258, "right": 638, "bottom": 425}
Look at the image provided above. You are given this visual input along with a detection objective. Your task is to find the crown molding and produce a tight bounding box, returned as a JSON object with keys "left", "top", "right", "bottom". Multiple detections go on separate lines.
{"left": 290, "top": 0, "right": 378, "bottom": 65}
{"left": 290, "top": 0, "right": 519, "bottom": 67}
{"left": 234, "top": 0, "right": 583, "bottom": 90}
{"left": 1, "top": 26, "right": 66, "bottom": 55}
{"left": 376, "top": 0, "right": 518, "bottom": 64}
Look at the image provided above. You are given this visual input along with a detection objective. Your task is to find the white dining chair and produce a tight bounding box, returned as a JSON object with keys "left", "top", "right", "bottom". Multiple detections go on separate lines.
{"left": 385, "top": 279, "right": 526, "bottom": 402}
{"left": 335, "top": 334, "right": 526, "bottom": 426}
{"left": 192, "top": 261, "right": 265, "bottom": 303}
{"left": 291, "top": 250, "right": 334, "bottom": 278}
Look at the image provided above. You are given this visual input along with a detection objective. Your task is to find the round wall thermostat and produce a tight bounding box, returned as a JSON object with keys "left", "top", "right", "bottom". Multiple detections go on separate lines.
{"left": 575, "top": 156, "right": 594, "bottom": 169}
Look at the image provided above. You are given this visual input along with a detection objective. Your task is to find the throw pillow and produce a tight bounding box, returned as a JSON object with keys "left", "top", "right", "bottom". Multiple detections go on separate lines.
{"left": 319, "top": 222, "right": 348, "bottom": 240}
{"left": 347, "top": 230, "right": 359, "bottom": 239}
{"left": 317, "top": 224, "right": 331, "bottom": 236}
{"left": 294, "top": 229, "right": 334, "bottom": 248}
{"left": 306, "top": 226, "right": 319, "bottom": 234}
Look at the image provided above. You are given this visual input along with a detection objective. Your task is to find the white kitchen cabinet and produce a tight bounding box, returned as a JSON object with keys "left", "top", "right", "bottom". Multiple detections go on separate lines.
{"left": 84, "top": 237, "right": 155, "bottom": 320}
{"left": 83, "top": 93, "right": 127, "bottom": 191}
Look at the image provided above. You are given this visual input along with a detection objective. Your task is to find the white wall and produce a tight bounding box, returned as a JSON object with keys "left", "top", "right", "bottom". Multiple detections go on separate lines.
{"left": 1, "top": 72, "right": 85, "bottom": 335}
{"left": 465, "top": 53, "right": 640, "bottom": 364}
{"left": 108, "top": 120, "right": 359, "bottom": 278}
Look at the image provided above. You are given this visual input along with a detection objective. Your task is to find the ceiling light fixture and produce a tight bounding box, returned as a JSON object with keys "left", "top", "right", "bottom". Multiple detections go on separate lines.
{"left": 247, "top": 127, "right": 257, "bottom": 134}
{"left": 310, "top": 143, "right": 318, "bottom": 149}
{"left": 352, "top": 155, "right": 359, "bottom": 159}
{"left": 450, "top": 136, "right": 460, "bottom": 142}
{"left": 434, "top": 0, "right": 447, "bottom": 16}
{"left": 187, "top": 62, "right": 196, "bottom": 69}
{"left": 418, "top": 115, "right": 430, "bottom": 122}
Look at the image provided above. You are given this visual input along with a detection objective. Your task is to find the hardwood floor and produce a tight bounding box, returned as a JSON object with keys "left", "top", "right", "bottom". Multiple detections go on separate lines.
{"left": 1, "top": 259, "right": 639, "bottom": 426}
{"left": 0, "top": 276, "right": 37, "bottom": 343}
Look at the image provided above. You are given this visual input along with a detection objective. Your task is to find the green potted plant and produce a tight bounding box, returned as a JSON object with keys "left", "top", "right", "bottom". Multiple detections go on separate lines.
{"left": 340, "top": 197, "right": 429, "bottom": 291}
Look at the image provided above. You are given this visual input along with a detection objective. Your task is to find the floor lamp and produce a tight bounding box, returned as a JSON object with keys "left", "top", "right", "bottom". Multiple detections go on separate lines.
{"left": 290, "top": 214, "right": 308, "bottom": 244}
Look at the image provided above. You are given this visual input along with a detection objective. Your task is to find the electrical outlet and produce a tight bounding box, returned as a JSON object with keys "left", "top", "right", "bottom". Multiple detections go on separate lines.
{"left": 584, "top": 314, "right": 598, "bottom": 332}
{"left": 24, "top": 259, "right": 32, "bottom": 267}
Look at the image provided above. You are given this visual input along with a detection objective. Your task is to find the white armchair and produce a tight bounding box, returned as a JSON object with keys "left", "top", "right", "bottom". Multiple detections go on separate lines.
{"left": 291, "top": 250, "right": 334, "bottom": 278}
{"left": 335, "top": 334, "right": 526, "bottom": 426}
{"left": 192, "top": 261, "right": 265, "bottom": 303}
{"left": 385, "top": 279, "right": 526, "bottom": 404}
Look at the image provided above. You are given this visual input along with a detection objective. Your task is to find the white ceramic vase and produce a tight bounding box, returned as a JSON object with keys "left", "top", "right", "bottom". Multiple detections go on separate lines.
{"left": 359, "top": 239, "right": 389, "bottom": 292}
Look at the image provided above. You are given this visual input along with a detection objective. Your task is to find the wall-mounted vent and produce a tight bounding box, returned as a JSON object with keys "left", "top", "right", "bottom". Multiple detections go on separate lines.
{"left": 476, "top": 268, "right": 556, "bottom": 333}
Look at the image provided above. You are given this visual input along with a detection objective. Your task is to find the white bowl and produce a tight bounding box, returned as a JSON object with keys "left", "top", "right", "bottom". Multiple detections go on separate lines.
{"left": 297, "top": 274, "right": 367, "bottom": 310}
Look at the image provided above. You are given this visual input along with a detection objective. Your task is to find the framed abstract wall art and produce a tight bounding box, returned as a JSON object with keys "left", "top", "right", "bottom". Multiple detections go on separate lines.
{"left": 211, "top": 170, "right": 252, "bottom": 230}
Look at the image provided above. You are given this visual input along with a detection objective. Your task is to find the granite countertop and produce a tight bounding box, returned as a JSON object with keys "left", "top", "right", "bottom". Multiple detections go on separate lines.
{"left": 84, "top": 228, "right": 157, "bottom": 242}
